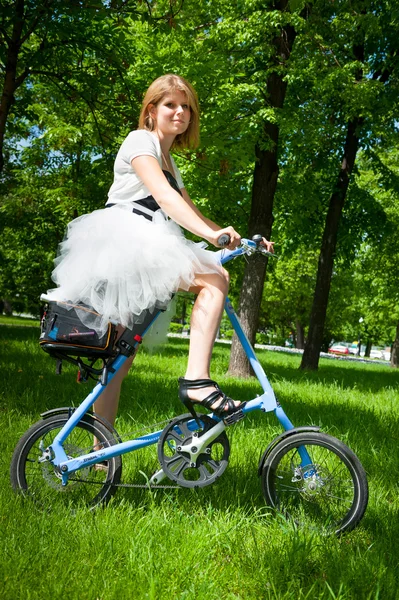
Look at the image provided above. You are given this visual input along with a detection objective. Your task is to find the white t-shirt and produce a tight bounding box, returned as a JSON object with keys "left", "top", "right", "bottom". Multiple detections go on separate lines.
{"left": 107, "top": 129, "right": 184, "bottom": 205}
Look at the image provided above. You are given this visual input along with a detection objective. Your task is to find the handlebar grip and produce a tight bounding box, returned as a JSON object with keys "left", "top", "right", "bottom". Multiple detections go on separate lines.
{"left": 217, "top": 233, "right": 231, "bottom": 247}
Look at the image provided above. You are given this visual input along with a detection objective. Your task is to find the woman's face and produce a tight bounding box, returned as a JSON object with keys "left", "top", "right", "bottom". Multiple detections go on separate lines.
{"left": 150, "top": 89, "right": 191, "bottom": 138}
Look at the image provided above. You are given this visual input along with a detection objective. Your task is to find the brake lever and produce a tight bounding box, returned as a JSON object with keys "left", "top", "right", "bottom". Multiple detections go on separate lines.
{"left": 241, "top": 240, "right": 278, "bottom": 259}
{"left": 258, "top": 247, "right": 278, "bottom": 259}
{"left": 246, "top": 234, "right": 278, "bottom": 258}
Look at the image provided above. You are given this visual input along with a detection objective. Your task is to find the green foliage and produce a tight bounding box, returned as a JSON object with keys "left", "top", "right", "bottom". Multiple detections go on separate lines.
{"left": 0, "top": 0, "right": 398, "bottom": 354}
{"left": 347, "top": 147, "right": 399, "bottom": 346}
{"left": 168, "top": 321, "right": 184, "bottom": 334}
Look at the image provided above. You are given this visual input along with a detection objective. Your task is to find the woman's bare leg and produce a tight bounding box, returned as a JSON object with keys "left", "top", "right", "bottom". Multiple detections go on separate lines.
{"left": 182, "top": 269, "right": 240, "bottom": 410}
{"left": 95, "top": 268, "right": 236, "bottom": 427}
{"left": 185, "top": 270, "right": 228, "bottom": 380}
{"left": 94, "top": 355, "right": 135, "bottom": 427}
{"left": 94, "top": 324, "right": 135, "bottom": 429}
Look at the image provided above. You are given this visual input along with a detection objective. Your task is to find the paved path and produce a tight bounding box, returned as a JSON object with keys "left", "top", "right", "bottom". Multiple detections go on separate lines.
{"left": 2, "top": 323, "right": 390, "bottom": 366}
{"left": 168, "top": 333, "right": 390, "bottom": 366}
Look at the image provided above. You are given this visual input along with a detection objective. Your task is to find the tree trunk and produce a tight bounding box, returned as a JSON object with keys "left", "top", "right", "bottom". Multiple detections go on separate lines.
{"left": 391, "top": 321, "right": 399, "bottom": 367}
{"left": 3, "top": 299, "right": 13, "bottom": 315}
{"left": 228, "top": 5, "right": 296, "bottom": 377}
{"left": 0, "top": 0, "right": 27, "bottom": 174}
{"left": 181, "top": 298, "right": 187, "bottom": 326}
{"left": 300, "top": 117, "right": 363, "bottom": 369}
{"left": 0, "top": 1, "right": 54, "bottom": 174}
{"left": 295, "top": 320, "right": 305, "bottom": 349}
{"left": 227, "top": 133, "right": 278, "bottom": 376}
{"left": 300, "top": 38, "right": 365, "bottom": 371}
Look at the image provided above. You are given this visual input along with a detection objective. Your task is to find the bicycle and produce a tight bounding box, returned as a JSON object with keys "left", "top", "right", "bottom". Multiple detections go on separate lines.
{"left": 10, "top": 235, "right": 368, "bottom": 534}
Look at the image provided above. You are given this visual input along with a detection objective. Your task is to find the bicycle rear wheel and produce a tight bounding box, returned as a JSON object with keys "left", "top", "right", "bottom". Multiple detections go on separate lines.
{"left": 10, "top": 413, "right": 122, "bottom": 510}
{"left": 261, "top": 432, "right": 368, "bottom": 534}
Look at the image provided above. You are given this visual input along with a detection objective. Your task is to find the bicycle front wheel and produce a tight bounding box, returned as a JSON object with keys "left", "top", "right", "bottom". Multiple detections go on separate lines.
{"left": 261, "top": 432, "right": 368, "bottom": 534}
{"left": 10, "top": 413, "right": 122, "bottom": 510}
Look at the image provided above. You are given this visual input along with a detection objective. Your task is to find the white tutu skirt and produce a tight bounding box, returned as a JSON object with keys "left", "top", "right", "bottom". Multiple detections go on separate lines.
{"left": 47, "top": 205, "right": 222, "bottom": 336}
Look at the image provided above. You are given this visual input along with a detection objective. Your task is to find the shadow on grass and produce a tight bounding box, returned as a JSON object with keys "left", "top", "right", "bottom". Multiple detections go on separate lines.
{"left": 0, "top": 325, "right": 40, "bottom": 339}
{"left": 3, "top": 334, "right": 397, "bottom": 443}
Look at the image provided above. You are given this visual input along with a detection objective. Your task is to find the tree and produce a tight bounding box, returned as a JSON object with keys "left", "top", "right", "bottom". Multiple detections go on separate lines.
{"left": 0, "top": 0, "right": 150, "bottom": 311}
{"left": 351, "top": 147, "right": 399, "bottom": 366}
{"left": 0, "top": 0, "right": 142, "bottom": 175}
{"left": 300, "top": 0, "right": 398, "bottom": 369}
{"left": 0, "top": 87, "right": 115, "bottom": 313}
{"left": 224, "top": 0, "right": 302, "bottom": 376}
{"left": 259, "top": 247, "right": 318, "bottom": 348}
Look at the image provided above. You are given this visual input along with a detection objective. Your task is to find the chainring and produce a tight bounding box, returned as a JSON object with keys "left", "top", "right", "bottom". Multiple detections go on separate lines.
{"left": 157, "top": 413, "right": 230, "bottom": 488}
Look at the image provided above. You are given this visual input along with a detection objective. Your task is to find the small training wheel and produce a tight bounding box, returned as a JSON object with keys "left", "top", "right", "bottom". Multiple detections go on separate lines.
{"left": 157, "top": 413, "right": 230, "bottom": 488}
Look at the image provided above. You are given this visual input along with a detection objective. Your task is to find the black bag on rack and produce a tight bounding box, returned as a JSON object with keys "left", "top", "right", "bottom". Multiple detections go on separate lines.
{"left": 40, "top": 301, "right": 117, "bottom": 358}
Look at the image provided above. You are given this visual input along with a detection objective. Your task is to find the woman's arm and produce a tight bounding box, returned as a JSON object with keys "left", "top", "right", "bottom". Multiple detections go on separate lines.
{"left": 131, "top": 155, "right": 240, "bottom": 248}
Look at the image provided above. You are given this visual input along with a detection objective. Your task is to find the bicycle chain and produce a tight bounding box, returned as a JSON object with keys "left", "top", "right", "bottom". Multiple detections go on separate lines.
{"left": 68, "top": 478, "right": 180, "bottom": 489}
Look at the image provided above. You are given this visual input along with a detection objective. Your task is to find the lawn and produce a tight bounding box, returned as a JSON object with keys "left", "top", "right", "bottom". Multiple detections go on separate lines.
{"left": 1, "top": 323, "right": 398, "bottom": 599}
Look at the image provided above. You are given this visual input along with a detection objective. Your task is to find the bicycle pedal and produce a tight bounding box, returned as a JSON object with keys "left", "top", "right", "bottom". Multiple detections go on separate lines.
{"left": 223, "top": 409, "right": 245, "bottom": 426}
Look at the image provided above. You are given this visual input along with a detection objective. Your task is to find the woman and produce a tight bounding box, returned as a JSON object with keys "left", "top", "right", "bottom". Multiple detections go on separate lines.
{"left": 48, "top": 74, "right": 273, "bottom": 424}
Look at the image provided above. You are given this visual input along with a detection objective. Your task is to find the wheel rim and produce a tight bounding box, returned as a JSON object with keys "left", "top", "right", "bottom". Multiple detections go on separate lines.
{"left": 18, "top": 420, "right": 117, "bottom": 508}
{"left": 267, "top": 440, "right": 360, "bottom": 533}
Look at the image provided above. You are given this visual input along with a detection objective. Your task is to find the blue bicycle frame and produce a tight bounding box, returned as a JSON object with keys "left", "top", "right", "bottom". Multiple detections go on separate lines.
{"left": 46, "top": 239, "right": 311, "bottom": 485}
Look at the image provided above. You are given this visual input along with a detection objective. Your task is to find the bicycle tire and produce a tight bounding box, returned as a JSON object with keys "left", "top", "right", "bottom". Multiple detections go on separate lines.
{"left": 10, "top": 414, "right": 122, "bottom": 510}
{"left": 261, "top": 432, "right": 368, "bottom": 534}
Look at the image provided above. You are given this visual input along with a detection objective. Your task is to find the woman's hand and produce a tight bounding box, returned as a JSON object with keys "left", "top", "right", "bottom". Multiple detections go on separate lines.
{"left": 260, "top": 237, "right": 274, "bottom": 253}
{"left": 211, "top": 227, "right": 241, "bottom": 250}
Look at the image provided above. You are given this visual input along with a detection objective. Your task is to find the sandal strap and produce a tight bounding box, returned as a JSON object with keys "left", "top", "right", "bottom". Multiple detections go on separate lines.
{"left": 200, "top": 390, "right": 224, "bottom": 410}
{"left": 198, "top": 389, "right": 237, "bottom": 417}
{"left": 210, "top": 394, "right": 236, "bottom": 416}
{"left": 178, "top": 377, "right": 218, "bottom": 390}
{"left": 178, "top": 377, "right": 246, "bottom": 418}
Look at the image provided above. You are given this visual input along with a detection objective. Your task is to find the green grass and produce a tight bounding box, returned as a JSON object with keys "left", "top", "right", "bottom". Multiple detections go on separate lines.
{"left": 1, "top": 325, "right": 398, "bottom": 599}
{"left": 0, "top": 314, "right": 40, "bottom": 326}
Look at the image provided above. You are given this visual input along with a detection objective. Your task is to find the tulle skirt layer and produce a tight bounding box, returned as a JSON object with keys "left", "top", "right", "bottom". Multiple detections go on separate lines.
{"left": 46, "top": 205, "right": 222, "bottom": 335}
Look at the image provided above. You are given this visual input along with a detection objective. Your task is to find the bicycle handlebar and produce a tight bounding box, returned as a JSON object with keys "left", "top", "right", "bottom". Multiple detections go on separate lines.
{"left": 217, "top": 234, "right": 277, "bottom": 266}
{"left": 217, "top": 233, "right": 231, "bottom": 247}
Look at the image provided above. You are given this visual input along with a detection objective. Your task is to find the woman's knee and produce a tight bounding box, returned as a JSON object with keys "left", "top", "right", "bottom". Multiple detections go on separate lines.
{"left": 206, "top": 269, "right": 229, "bottom": 297}
{"left": 190, "top": 269, "right": 230, "bottom": 296}
{"left": 219, "top": 268, "right": 230, "bottom": 293}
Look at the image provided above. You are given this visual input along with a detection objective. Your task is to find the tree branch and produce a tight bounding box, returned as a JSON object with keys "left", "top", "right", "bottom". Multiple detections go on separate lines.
{"left": 20, "top": 0, "right": 54, "bottom": 45}
{"left": 14, "top": 67, "right": 30, "bottom": 89}
{"left": 0, "top": 25, "right": 11, "bottom": 45}
{"left": 372, "top": 50, "right": 397, "bottom": 84}
{"left": 28, "top": 68, "right": 110, "bottom": 159}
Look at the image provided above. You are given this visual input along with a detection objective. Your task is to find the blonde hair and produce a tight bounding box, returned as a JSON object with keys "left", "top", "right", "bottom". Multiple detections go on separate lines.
{"left": 138, "top": 74, "right": 200, "bottom": 150}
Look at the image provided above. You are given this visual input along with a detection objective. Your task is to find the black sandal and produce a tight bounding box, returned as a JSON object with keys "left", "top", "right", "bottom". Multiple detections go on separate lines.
{"left": 178, "top": 377, "right": 246, "bottom": 419}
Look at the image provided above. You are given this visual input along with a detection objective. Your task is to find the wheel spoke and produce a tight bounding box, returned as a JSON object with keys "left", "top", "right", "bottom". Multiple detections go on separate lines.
{"left": 11, "top": 415, "right": 122, "bottom": 510}
{"left": 261, "top": 432, "right": 368, "bottom": 534}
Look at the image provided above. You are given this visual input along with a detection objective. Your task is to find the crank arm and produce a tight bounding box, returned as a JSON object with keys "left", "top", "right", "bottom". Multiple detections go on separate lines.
{"left": 177, "top": 419, "right": 225, "bottom": 463}
{"left": 149, "top": 468, "right": 167, "bottom": 485}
